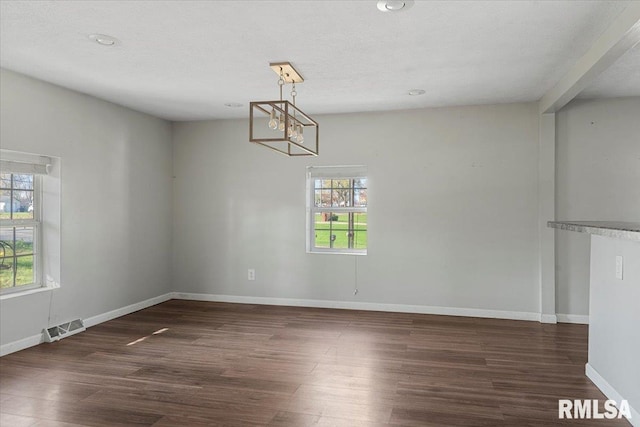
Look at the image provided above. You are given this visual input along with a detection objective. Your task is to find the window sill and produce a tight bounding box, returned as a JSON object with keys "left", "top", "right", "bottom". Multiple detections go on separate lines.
{"left": 0, "top": 284, "right": 57, "bottom": 301}
{"left": 307, "top": 250, "right": 367, "bottom": 256}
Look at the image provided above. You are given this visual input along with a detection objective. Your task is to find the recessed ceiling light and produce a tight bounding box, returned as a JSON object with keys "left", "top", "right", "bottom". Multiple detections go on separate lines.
{"left": 408, "top": 89, "right": 426, "bottom": 96}
{"left": 377, "top": 0, "right": 414, "bottom": 12}
{"left": 88, "top": 34, "right": 118, "bottom": 46}
{"left": 224, "top": 102, "right": 243, "bottom": 108}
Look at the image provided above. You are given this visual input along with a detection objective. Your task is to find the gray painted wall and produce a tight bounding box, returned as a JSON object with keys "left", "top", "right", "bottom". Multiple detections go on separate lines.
{"left": 555, "top": 97, "right": 640, "bottom": 316}
{"left": 172, "top": 104, "right": 541, "bottom": 314}
{"left": 588, "top": 235, "right": 640, "bottom": 416}
{"left": 3, "top": 67, "right": 636, "bottom": 350}
{"left": 0, "top": 69, "right": 173, "bottom": 345}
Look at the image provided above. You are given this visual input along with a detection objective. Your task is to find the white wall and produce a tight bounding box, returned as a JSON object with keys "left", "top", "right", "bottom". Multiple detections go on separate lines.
{"left": 172, "top": 103, "right": 541, "bottom": 315}
{"left": 0, "top": 69, "right": 173, "bottom": 346}
{"left": 556, "top": 97, "right": 640, "bottom": 316}
{"left": 587, "top": 235, "right": 640, "bottom": 421}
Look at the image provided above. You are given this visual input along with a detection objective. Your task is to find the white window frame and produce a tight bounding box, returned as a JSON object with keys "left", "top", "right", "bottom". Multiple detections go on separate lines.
{"left": 0, "top": 150, "right": 51, "bottom": 295}
{"left": 306, "top": 165, "right": 367, "bottom": 255}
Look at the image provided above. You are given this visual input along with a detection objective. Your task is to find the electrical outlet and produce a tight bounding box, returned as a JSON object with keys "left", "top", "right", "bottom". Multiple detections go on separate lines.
{"left": 248, "top": 269, "right": 255, "bottom": 281}
{"left": 615, "top": 256, "right": 623, "bottom": 280}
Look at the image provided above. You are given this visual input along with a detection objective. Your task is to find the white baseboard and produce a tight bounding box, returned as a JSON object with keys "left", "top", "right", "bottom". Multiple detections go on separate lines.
{"left": 84, "top": 292, "right": 173, "bottom": 328}
{"left": 585, "top": 363, "right": 640, "bottom": 427}
{"left": 0, "top": 292, "right": 562, "bottom": 357}
{"left": 586, "top": 363, "right": 638, "bottom": 426}
{"left": 1, "top": 292, "right": 173, "bottom": 357}
{"left": 540, "top": 314, "right": 558, "bottom": 324}
{"left": 557, "top": 313, "right": 589, "bottom": 324}
{"left": 172, "top": 292, "right": 542, "bottom": 322}
{"left": 0, "top": 333, "right": 43, "bottom": 357}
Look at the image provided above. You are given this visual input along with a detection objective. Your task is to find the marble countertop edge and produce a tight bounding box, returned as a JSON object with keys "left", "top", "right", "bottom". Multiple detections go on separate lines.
{"left": 547, "top": 221, "right": 640, "bottom": 242}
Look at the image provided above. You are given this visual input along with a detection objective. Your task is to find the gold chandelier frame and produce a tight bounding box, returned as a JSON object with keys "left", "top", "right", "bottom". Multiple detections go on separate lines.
{"left": 249, "top": 62, "right": 319, "bottom": 157}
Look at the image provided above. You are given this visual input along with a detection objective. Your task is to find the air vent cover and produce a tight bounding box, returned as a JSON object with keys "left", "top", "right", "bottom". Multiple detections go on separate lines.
{"left": 43, "top": 319, "right": 85, "bottom": 343}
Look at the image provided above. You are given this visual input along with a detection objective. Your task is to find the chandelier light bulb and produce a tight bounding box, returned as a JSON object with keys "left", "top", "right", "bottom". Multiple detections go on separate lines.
{"left": 278, "top": 114, "right": 286, "bottom": 131}
{"left": 268, "top": 109, "right": 278, "bottom": 130}
{"left": 287, "top": 124, "right": 294, "bottom": 137}
{"left": 296, "top": 125, "right": 304, "bottom": 143}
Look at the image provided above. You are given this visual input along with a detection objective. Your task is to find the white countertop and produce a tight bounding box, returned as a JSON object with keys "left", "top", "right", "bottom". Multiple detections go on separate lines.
{"left": 548, "top": 221, "right": 640, "bottom": 242}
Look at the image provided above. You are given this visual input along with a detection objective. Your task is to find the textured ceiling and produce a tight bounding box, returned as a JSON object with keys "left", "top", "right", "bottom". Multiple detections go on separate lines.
{"left": 578, "top": 42, "right": 640, "bottom": 99}
{"left": 0, "top": 0, "right": 636, "bottom": 121}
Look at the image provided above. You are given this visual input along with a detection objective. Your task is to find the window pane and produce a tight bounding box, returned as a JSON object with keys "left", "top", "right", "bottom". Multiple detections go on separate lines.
{"left": 314, "top": 190, "right": 331, "bottom": 207}
{"left": 0, "top": 227, "right": 36, "bottom": 288}
{"left": 314, "top": 213, "right": 338, "bottom": 248}
{"left": 0, "top": 264, "right": 13, "bottom": 288}
{"left": 12, "top": 174, "right": 34, "bottom": 190}
{"left": 354, "top": 212, "right": 367, "bottom": 225}
{"left": 14, "top": 255, "right": 34, "bottom": 286}
{"left": 331, "top": 229, "right": 350, "bottom": 249}
{"left": 315, "top": 212, "right": 335, "bottom": 228}
{"left": 314, "top": 230, "right": 331, "bottom": 248}
{"left": 316, "top": 212, "right": 346, "bottom": 249}
{"left": 0, "top": 189, "right": 11, "bottom": 219}
{"left": 353, "top": 178, "right": 367, "bottom": 189}
{"left": 354, "top": 189, "right": 367, "bottom": 207}
{"left": 14, "top": 191, "right": 34, "bottom": 219}
{"left": 353, "top": 230, "right": 368, "bottom": 249}
{"left": 1, "top": 228, "right": 15, "bottom": 288}
{"left": 329, "top": 189, "right": 337, "bottom": 207}
{"left": 331, "top": 189, "right": 351, "bottom": 207}
{"left": 0, "top": 173, "right": 11, "bottom": 189}
{"left": 313, "top": 211, "right": 367, "bottom": 251}
{"left": 14, "top": 227, "right": 34, "bottom": 255}
{"left": 332, "top": 179, "right": 350, "bottom": 189}
{"left": 320, "top": 190, "right": 331, "bottom": 207}
{"left": 0, "top": 226, "right": 13, "bottom": 242}
{"left": 354, "top": 213, "right": 367, "bottom": 249}
{"left": 0, "top": 239, "right": 14, "bottom": 259}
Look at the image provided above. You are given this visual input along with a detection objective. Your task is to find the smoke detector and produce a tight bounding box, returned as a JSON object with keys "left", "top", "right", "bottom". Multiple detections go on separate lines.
{"left": 377, "top": 1, "right": 414, "bottom": 12}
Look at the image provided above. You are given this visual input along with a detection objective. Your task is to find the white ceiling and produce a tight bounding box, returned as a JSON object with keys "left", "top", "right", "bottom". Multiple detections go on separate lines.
{"left": 578, "top": 42, "right": 640, "bottom": 99}
{"left": 0, "top": 0, "right": 637, "bottom": 121}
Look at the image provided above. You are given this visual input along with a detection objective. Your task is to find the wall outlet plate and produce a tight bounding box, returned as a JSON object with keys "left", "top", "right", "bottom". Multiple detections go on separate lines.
{"left": 615, "top": 256, "right": 623, "bottom": 280}
{"left": 248, "top": 269, "right": 255, "bottom": 281}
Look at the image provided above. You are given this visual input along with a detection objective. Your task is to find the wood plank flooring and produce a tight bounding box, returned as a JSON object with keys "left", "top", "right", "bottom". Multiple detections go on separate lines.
{"left": 0, "top": 300, "right": 629, "bottom": 426}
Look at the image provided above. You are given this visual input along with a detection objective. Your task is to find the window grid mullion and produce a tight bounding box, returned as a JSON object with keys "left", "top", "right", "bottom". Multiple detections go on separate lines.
{"left": 12, "top": 226, "right": 16, "bottom": 287}
{"left": 10, "top": 174, "right": 14, "bottom": 221}
{"left": 311, "top": 207, "right": 366, "bottom": 214}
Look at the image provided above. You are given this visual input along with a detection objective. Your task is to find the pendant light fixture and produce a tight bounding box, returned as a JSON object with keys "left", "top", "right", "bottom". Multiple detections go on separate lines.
{"left": 249, "top": 62, "right": 319, "bottom": 156}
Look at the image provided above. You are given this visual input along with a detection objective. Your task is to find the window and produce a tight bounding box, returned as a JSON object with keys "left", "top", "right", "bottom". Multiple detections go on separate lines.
{"left": 307, "top": 166, "right": 367, "bottom": 254}
{"left": 0, "top": 151, "right": 52, "bottom": 295}
{"left": 0, "top": 173, "right": 40, "bottom": 292}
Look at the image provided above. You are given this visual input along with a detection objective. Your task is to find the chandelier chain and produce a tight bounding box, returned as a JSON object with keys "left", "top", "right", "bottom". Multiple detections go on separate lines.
{"left": 278, "top": 68, "right": 285, "bottom": 101}
{"left": 291, "top": 82, "right": 297, "bottom": 107}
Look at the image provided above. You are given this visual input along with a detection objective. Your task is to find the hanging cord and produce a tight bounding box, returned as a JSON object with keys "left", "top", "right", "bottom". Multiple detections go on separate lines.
{"left": 47, "top": 284, "right": 54, "bottom": 327}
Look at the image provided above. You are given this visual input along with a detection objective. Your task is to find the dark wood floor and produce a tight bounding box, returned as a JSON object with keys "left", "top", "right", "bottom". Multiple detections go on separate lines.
{"left": 0, "top": 300, "right": 629, "bottom": 426}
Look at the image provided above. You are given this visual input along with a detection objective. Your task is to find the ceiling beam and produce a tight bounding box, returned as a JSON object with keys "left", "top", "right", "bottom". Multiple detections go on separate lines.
{"left": 539, "top": 2, "right": 640, "bottom": 114}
